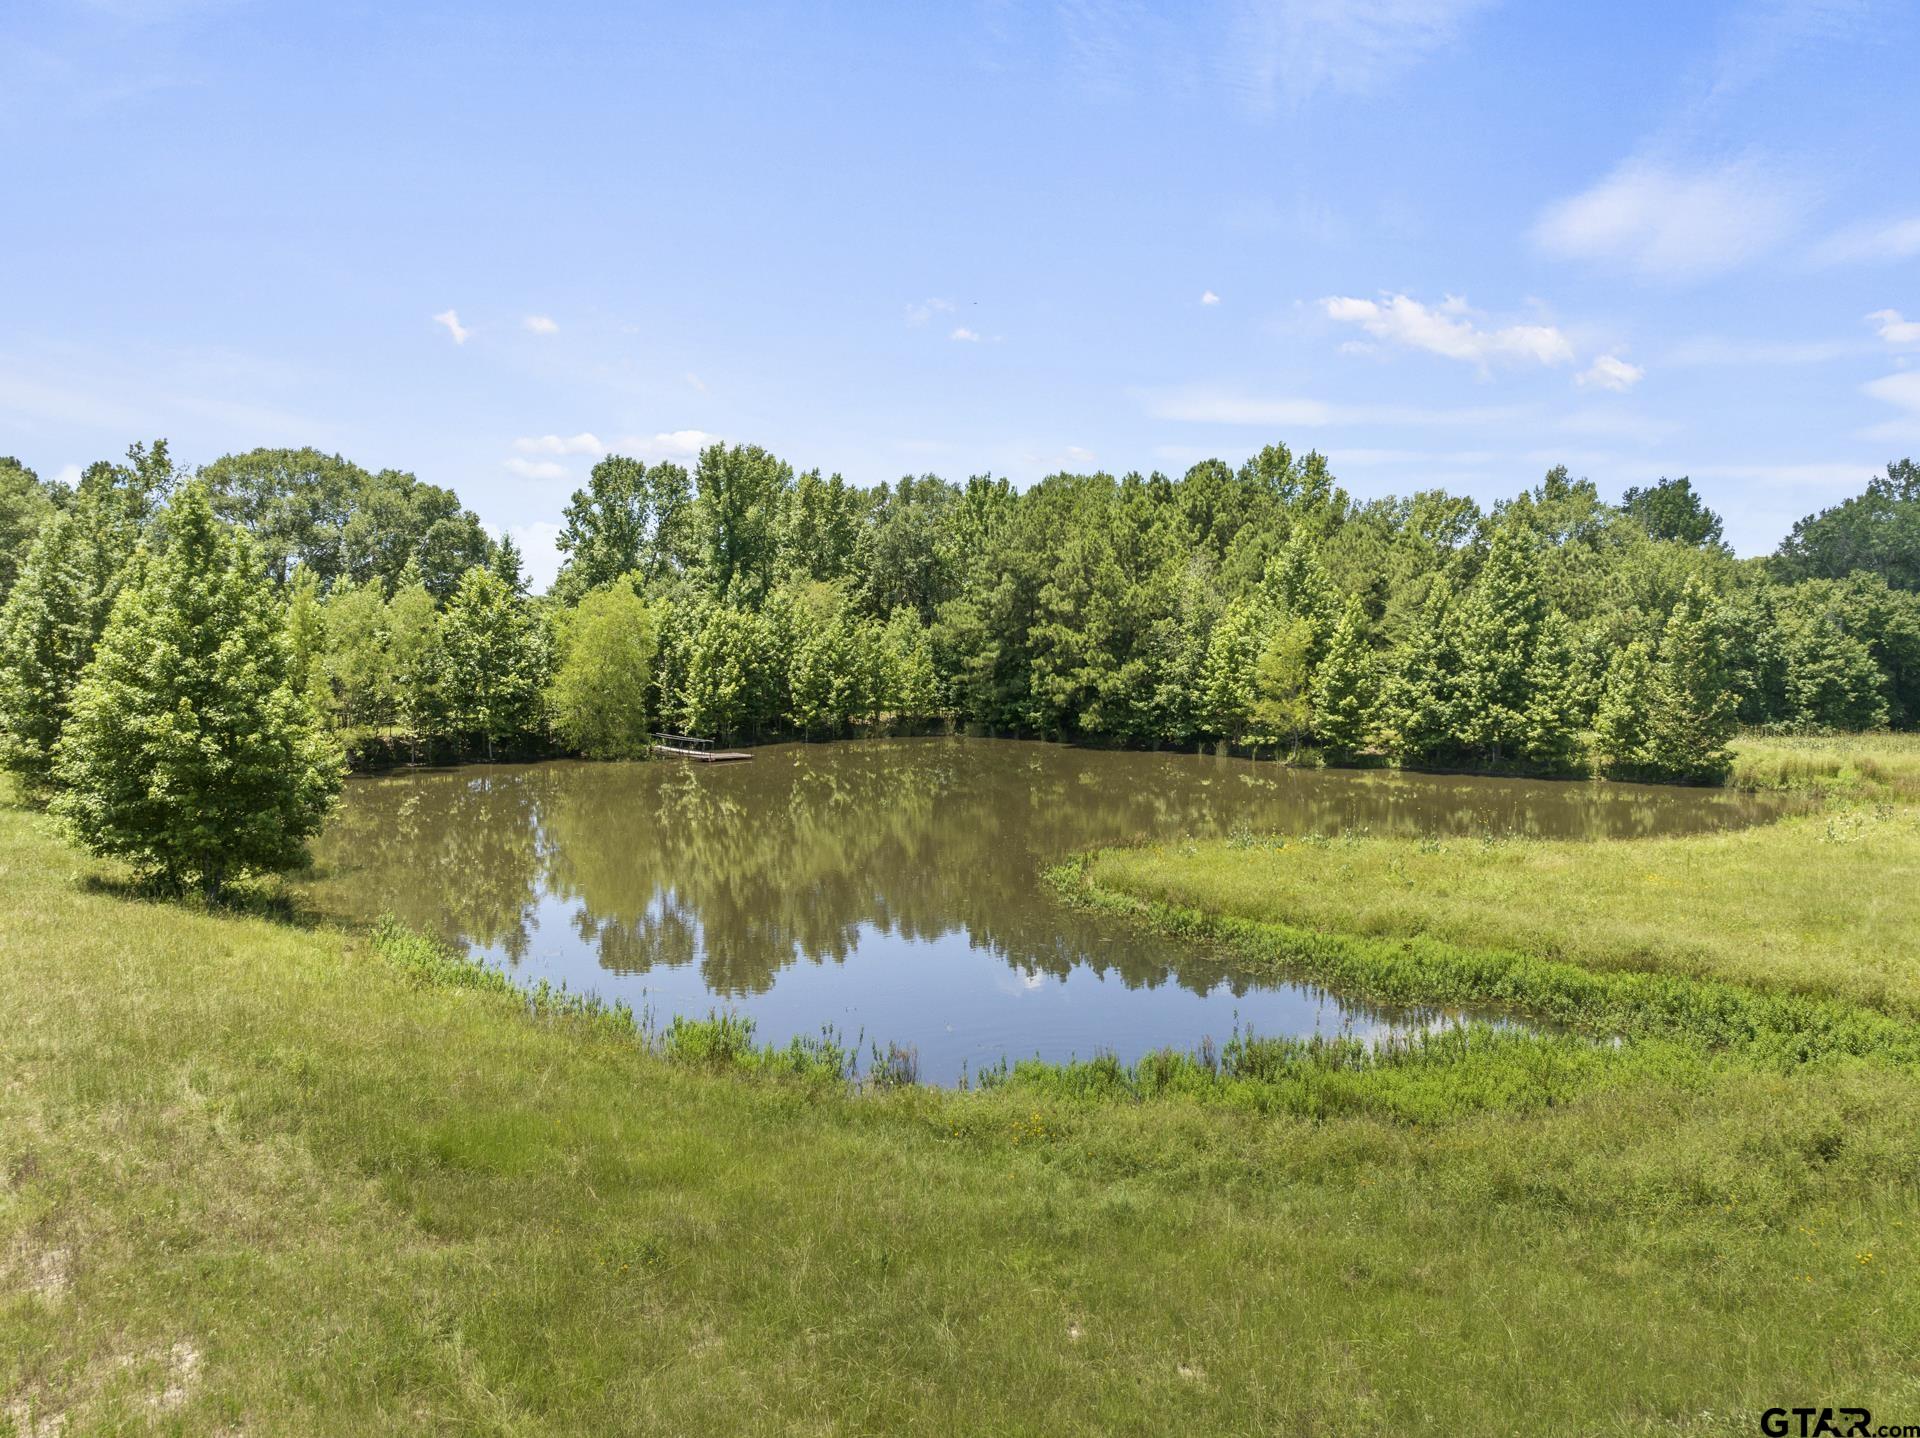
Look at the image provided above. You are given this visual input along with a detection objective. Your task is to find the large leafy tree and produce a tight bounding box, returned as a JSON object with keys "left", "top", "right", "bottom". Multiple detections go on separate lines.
{"left": 50, "top": 483, "right": 341, "bottom": 895}
{"left": 694, "top": 443, "right": 789, "bottom": 605}
{"left": 554, "top": 456, "right": 656, "bottom": 600}
{"left": 1621, "top": 476, "right": 1725, "bottom": 549}
{"left": 204, "top": 449, "right": 491, "bottom": 599}
{"left": 1773, "top": 458, "right": 1919, "bottom": 592}
{"left": 548, "top": 579, "right": 661, "bottom": 758}
{"left": 199, "top": 447, "right": 369, "bottom": 585}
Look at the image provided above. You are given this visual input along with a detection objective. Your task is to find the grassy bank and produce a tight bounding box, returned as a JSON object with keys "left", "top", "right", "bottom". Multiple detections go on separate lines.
{"left": 1726, "top": 731, "right": 1920, "bottom": 800}
{"left": 5, "top": 761, "right": 1920, "bottom": 1432}
{"left": 1071, "top": 799, "right": 1920, "bottom": 1016}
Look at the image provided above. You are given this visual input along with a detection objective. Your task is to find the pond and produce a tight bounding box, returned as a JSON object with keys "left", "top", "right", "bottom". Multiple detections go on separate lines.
{"left": 305, "top": 738, "right": 1793, "bottom": 1083}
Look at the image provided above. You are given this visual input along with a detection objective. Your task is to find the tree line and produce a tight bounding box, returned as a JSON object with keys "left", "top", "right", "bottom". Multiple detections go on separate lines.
{"left": 1, "top": 439, "right": 1916, "bottom": 890}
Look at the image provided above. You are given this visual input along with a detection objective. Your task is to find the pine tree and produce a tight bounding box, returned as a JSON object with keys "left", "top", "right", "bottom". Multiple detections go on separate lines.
{"left": 0, "top": 455, "right": 55, "bottom": 601}
{"left": 1262, "top": 532, "right": 1338, "bottom": 663}
{"left": 0, "top": 512, "right": 97, "bottom": 794}
{"left": 1312, "top": 597, "right": 1375, "bottom": 761}
{"left": 1452, "top": 527, "right": 1545, "bottom": 764}
{"left": 680, "top": 603, "right": 759, "bottom": 741}
{"left": 1198, "top": 596, "right": 1263, "bottom": 740}
{"left": 440, "top": 566, "right": 548, "bottom": 760}
{"left": 489, "top": 532, "right": 528, "bottom": 596}
{"left": 1594, "top": 639, "right": 1657, "bottom": 778}
{"left": 284, "top": 568, "right": 333, "bottom": 720}
{"left": 1249, "top": 613, "right": 1313, "bottom": 758}
{"left": 1520, "top": 608, "right": 1583, "bottom": 771}
{"left": 881, "top": 607, "right": 940, "bottom": 724}
{"left": 1378, "top": 578, "right": 1460, "bottom": 764}
{"left": 1643, "top": 578, "right": 1736, "bottom": 781}
{"left": 322, "top": 576, "right": 393, "bottom": 731}
{"left": 50, "top": 483, "right": 341, "bottom": 896}
{"left": 386, "top": 565, "right": 445, "bottom": 762}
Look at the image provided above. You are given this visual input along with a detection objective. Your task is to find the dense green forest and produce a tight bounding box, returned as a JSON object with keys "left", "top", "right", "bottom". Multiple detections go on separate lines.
{"left": 2, "top": 439, "right": 1917, "bottom": 839}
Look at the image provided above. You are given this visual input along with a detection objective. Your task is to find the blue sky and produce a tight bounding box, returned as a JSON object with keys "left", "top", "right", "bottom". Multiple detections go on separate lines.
{"left": 4, "top": 0, "right": 1918, "bottom": 588}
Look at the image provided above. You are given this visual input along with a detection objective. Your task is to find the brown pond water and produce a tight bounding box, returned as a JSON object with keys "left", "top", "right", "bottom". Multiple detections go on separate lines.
{"left": 305, "top": 737, "right": 1794, "bottom": 1083}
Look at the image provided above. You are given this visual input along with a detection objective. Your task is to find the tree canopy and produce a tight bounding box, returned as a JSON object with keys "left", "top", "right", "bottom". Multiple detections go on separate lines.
{"left": 50, "top": 482, "right": 341, "bottom": 895}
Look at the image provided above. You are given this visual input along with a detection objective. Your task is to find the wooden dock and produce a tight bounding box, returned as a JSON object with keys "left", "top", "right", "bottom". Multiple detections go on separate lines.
{"left": 652, "top": 735, "right": 752, "bottom": 763}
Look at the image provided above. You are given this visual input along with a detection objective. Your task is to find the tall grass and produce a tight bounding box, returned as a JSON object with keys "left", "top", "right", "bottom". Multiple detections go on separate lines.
{"left": 1729, "top": 731, "right": 1920, "bottom": 799}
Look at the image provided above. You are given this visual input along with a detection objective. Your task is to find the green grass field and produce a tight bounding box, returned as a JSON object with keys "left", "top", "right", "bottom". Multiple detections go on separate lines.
{"left": 4, "top": 742, "right": 1920, "bottom": 1433}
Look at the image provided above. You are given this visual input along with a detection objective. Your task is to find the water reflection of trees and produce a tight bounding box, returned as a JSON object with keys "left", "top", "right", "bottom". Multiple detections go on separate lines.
{"left": 308, "top": 739, "right": 1783, "bottom": 999}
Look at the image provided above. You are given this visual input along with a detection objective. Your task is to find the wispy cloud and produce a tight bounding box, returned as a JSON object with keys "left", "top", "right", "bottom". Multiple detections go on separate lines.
{"left": 1663, "top": 335, "right": 1863, "bottom": 367}
{"left": 523, "top": 314, "right": 559, "bottom": 335}
{"left": 1689, "top": 460, "right": 1885, "bottom": 490}
{"left": 686, "top": 372, "right": 709, "bottom": 393}
{"left": 906, "top": 298, "right": 956, "bottom": 327}
{"left": 1811, "top": 214, "right": 1920, "bottom": 265}
{"left": 1576, "top": 355, "right": 1645, "bottom": 392}
{"left": 1225, "top": 0, "right": 1493, "bottom": 108}
{"left": 617, "top": 429, "right": 721, "bottom": 460}
{"left": 1701, "top": 0, "right": 1874, "bottom": 105}
{"left": 950, "top": 327, "right": 982, "bottom": 343}
{"left": 1200, "top": 290, "right": 1221, "bottom": 306}
{"left": 1532, "top": 158, "right": 1807, "bottom": 280}
{"left": 1140, "top": 384, "right": 1523, "bottom": 428}
{"left": 513, "top": 432, "right": 606, "bottom": 456}
{"left": 432, "top": 309, "right": 471, "bottom": 344}
{"left": 1867, "top": 309, "right": 1920, "bottom": 346}
{"left": 1320, "top": 293, "right": 1575, "bottom": 369}
{"left": 1864, "top": 371, "right": 1920, "bottom": 440}
{"left": 504, "top": 457, "right": 568, "bottom": 481}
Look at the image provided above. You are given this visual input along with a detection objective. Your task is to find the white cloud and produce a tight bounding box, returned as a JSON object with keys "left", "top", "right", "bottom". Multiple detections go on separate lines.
{"left": 1140, "top": 385, "right": 1521, "bottom": 427}
{"left": 1532, "top": 159, "right": 1806, "bottom": 280}
{"left": 1200, "top": 290, "right": 1221, "bottom": 306}
{"left": 513, "top": 432, "right": 606, "bottom": 457}
{"left": 1868, "top": 309, "right": 1920, "bottom": 346}
{"left": 1862, "top": 372, "right": 1920, "bottom": 441}
{"left": 523, "top": 314, "right": 559, "bottom": 335}
{"left": 618, "top": 429, "right": 721, "bottom": 460}
{"left": 504, "top": 457, "right": 568, "bottom": 481}
{"left": 906, "top": 298, "right": 956, "bottom": 326}
{"left": 1813, "top": 215, "right": 1920, "bottom": 266}
{"left": 53, "top": 463, "right": 82, "bottom": 488}
{"left": 1576, "top": 355, "right": 1645, "bottom": 392}
{"left": 686, "top": 372, "right": 708, "bottom": 393}
{"left": 1226, "top": 0, "right": 1494, "bottom": 107}
{"left": 1865, "top": 371, "right": 1920, "bottom": 411}
{"left": 950, "top": 326, "right": 982, "bottom": 342}
{"left": 431, "top": 309, "right": 470, "bottom": 344}
{"left": 1320, "top": 293, "right": 1574, "bottom": 368}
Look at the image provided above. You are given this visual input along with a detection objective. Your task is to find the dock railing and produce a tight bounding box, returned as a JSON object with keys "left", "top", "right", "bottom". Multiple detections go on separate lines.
{"left": 653, "top": 734, "right": 714, "bottom": 752}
